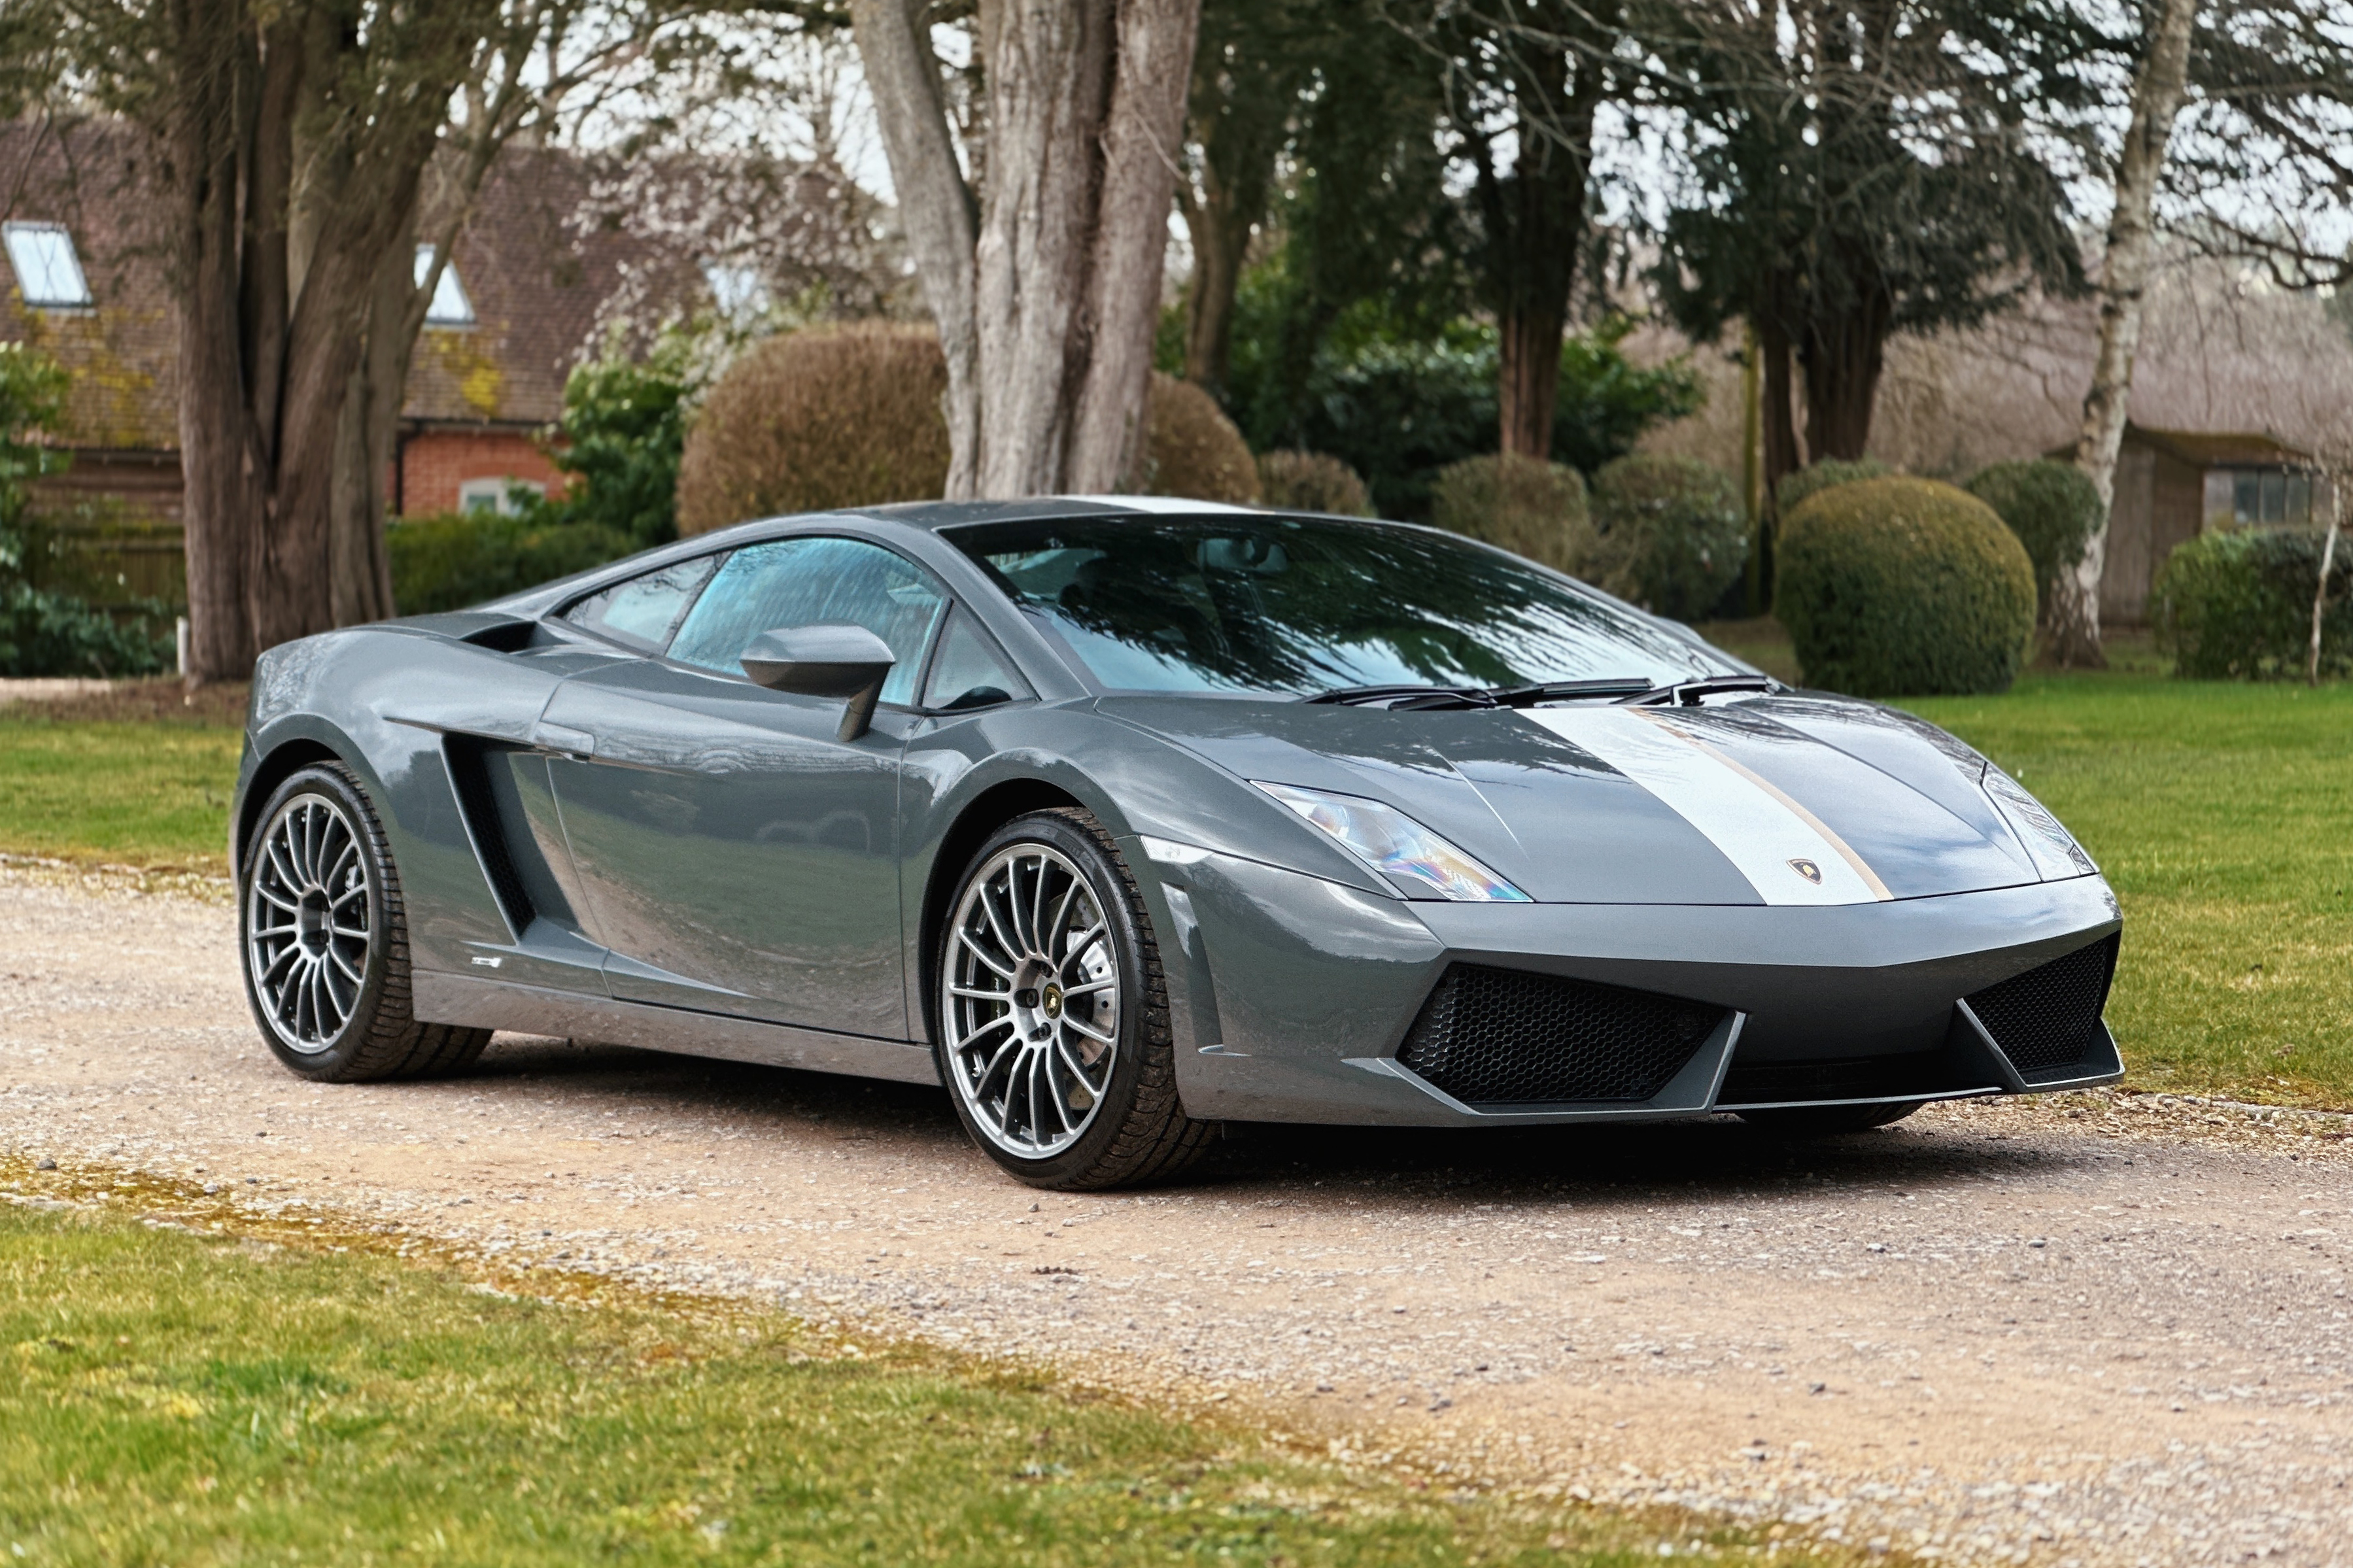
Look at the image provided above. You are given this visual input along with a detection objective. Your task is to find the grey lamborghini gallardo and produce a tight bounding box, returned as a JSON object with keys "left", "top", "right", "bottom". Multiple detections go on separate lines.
{"left": 231, "top": 497, "right": 2121, "bottom": 1188}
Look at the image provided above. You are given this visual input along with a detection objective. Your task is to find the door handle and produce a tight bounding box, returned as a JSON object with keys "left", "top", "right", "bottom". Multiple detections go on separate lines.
{"left": 532, "top": 722, "right": 596, "bottom": 760}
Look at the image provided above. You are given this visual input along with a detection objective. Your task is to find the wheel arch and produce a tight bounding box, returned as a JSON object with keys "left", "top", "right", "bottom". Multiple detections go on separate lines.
{"left": 915, "top": 777, "right": 1089, "bottom": 1047}
{"left": 232, "top": 738, "right": 344, "bottom": 881}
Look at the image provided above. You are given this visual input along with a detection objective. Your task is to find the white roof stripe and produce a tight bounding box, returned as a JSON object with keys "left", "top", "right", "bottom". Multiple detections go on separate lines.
{"left": 1061, "top": 494, "right": 1258, "bottom": 515}
{"left": 1518, "top": 706, "right": 1892, "bottom": 906}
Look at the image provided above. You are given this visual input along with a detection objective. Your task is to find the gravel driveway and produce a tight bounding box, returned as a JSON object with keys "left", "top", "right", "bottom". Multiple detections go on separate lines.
{"left": 3, "top": 865, "right": 2348, "bottom": 1566}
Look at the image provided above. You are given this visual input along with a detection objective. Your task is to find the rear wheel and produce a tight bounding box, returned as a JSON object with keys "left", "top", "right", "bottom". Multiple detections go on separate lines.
{"left": 240, "top": 762, "right": 490, "bottom": 1082}
{"left": 936, "top": 809, "right": 1212, "bottom": 1189}
{"left": 1737, "top": 1100, "right": 1922, "bottom": 1136}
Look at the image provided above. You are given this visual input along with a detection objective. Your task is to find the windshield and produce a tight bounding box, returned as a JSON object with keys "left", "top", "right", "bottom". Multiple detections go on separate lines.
{"left": 944, "top": 514, "right": 1733, "bottom": 696}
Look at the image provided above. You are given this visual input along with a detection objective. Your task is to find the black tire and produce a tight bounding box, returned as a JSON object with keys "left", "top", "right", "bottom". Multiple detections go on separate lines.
{"left": 239, "top": 762, "right": 490, "bottom": 1083}
{"left": 1738, "top": 1100, "right": 1922, "bottom": 1136}
{"left": 933, "top": 808, "right": 1214, "bottom": 1190}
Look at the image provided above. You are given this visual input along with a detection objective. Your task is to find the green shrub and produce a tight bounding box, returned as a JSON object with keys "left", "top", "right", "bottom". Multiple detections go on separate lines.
{"left": 0, "top": 584, "right": 173, "bottom": 677}
{"left": 1776, "top": 476, "right": 2036, "bottom": 696}
{"left": 1256, "top": 449, "right": 1375, "bottom": 516}
{"left": 529, "top": 339, "right": 691, "bottom": 549}
{"left": 1775, "top": 458, "right": 1893, "bottom": 517}
{"left": 2154, "top": 526, "right": 2352, "bottom": 679}
{"left": 1964, "top": 458, "right": 2103, "bottom": 611}
{"left": 1146, "top": 372, "right": 1261, "bottom": 504}
{"left": 390, "top": 513, "right": 635, "bottom": 616}
{"left": 1587, "top": 454, "right": 1747, "bottom": 619}
{"left": 1428, "top": 453, "right": 1591, "bottom": 574}
{"left": 676, "top": 323, "right": 951, "bottom": 536}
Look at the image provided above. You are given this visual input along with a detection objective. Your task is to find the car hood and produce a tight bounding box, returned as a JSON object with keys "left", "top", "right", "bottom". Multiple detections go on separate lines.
{"left": 1099, "top": 692, "right": 2054, "bottom": 906}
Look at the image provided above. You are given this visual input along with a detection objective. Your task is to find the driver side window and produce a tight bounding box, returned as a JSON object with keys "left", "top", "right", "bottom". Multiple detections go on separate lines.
{"left": 666, "top": 536, "right": 946, "bottom": 706}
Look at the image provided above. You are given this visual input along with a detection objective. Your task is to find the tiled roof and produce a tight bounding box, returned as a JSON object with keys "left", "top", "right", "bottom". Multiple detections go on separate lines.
{"left": 0, "top": 118, "right": 697, "bottom": 449}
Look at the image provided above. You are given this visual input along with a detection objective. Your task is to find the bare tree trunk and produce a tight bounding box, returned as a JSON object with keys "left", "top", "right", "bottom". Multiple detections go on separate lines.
{"left": 857, "top": 0, "right": 1200, "bottom": 498}
{"left": 1741, "top": 318, "right": 1763, "bottom": 613}
{"left": 2055, "top": 0, "right": 2199, "bottom": 670}
{"left": 850, "top": 0, "right": 982, "bottom": 498}
{"left": 1180, "top": 175, "right": 1246, "bottom": 391}
{"left": 328, "top": 213, "right": 415, "bottom": 624}
{"left": 1067, "top": 0, "right": 1199, "bottom": 491}
{"left": 2314, "top": 475, "right": 2342, "bottom": 687}
{"left": 1757, "top": 311, "right": 1800, "bottom": 613}
{"left": 168, "top": 0, "right": 265, "bottom": 683}
{"left": 1798, "top": 288, "right": 1891, "bottom": 462}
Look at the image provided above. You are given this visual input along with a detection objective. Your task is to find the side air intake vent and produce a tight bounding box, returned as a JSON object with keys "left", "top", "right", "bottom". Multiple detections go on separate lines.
{"left": 1965, "top": 934, "right": 2118, "bottom": 1083}
{"left": 1397, "top": 965, "right": 1724, "bottom": 1106}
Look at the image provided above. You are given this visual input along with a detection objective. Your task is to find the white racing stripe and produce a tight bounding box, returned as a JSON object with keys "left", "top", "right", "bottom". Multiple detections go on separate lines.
{"left": 1519, "top": 707, "right": 1893, "bottom": 906}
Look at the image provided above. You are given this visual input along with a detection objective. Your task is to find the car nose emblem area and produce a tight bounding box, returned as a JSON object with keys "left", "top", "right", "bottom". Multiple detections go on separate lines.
{"left": 1789, "top": 858, "right": 1823, "bottom": 884}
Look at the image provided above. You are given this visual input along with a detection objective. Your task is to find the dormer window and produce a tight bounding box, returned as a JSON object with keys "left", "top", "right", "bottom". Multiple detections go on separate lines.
{"left": 415, "top": 243, "right": 475, "bottom": 327}
{"left": 3, "top": 222, "right": 93, "bottom": 309}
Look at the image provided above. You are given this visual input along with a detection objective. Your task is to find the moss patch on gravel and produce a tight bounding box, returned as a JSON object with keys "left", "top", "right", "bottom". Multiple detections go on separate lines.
{"left": 0, "top": 1189, "right": 1827, "bottom": 1568}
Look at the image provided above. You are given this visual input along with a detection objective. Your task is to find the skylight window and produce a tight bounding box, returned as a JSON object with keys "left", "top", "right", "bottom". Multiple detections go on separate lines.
{"left": 3, "top": 222, "right": 93, "bottom": 309}
{"left": 414, "top": 243, "right": 475, "bottom": 327}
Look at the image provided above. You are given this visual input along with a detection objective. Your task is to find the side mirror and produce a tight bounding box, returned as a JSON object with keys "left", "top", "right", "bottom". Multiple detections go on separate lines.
{"left": 740, "top": 623, "right": 897, "bottom": 741}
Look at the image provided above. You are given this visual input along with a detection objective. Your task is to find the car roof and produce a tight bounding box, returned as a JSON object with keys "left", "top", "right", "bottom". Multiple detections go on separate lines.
{"left": 849, "top": 495, "right": 1263, "bottom": 531}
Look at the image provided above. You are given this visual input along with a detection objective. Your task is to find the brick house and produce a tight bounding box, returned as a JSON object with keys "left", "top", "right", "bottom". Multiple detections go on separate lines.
{"left": 0, "top": 119, "right": 696, "bottom": 602}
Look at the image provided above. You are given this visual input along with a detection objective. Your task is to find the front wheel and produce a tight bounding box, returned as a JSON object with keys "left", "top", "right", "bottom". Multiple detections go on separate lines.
{"left": 1737, "top": 1100, "right": 1922, "bottom": 1136}
{"left": 239, "top": 762, "right": 490, "bottom": 1082}
{"left": 935, "top": 809, "right": 1213, "bottom": 1189}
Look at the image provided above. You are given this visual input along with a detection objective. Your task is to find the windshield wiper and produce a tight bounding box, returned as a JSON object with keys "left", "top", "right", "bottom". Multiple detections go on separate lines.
{"left": 1615, "top": 674, "right": 1779, "bottom": 707}
{"left": 1486, "top": 678, "right": 1656, "bottom": 706}
{"left": 1302, "top": 684, "right": 1498, "bottom": 709}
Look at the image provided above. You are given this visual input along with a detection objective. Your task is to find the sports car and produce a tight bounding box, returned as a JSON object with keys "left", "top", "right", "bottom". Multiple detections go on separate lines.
{"left": 232, "top": 496, "right": 2123, "bottom": 1189}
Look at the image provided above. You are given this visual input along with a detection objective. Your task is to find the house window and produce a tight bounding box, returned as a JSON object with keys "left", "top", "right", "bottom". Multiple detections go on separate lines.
{"left": 2229, "top": 468, "right": 2312, "bottom": 526}
{"left": 701, "top": 260, "right": 770, "bottom": 323}
{"left": 2, "top": 222, "right": 93, "bottom": 308}
{"left": 414, "top": 243, "right": 475, "bottom": 327}
{"left": 458, "top": 477, "right": 545, "bottom": 516}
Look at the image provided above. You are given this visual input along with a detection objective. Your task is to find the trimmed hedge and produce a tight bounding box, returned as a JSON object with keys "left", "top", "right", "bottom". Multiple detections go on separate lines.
{"left": 1776, "top": 477, "right": 2036, "bottom": 696}
{"left": 390, "top": 512, "right": 635, "bottom": 616}
{"left": 1428, "top": 453, "right": 1591, "bottom": 575}
{"left": 1146, "top": 372, "right": 1261, "bottom": 504}
{"left": 1964, "top": 458, "right": 2103, "bottom": 611}
{"left": 1588, "top": 454, "right": 1747, "bottom": 620}
{"left": 1776, "top": 458, "right": 1892, "bottom": 517}
{"left": 676, "top": 323, "right": 952, "bottom": 535}
{"left": 1256, "top": 449, "right": 1373, "bottom": 517}
{"left": 2154, "top": 526, "right": 2352, "bottom": 679}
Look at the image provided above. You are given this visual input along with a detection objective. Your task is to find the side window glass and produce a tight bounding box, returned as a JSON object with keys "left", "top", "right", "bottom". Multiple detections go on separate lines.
{"left": 922, "top": 609, "right": 1029, "bottom": 711}
{"left": 561, "top": 554, "right": 719, "bottom": 651}
{"left": 667, "top": 536, "right": 947, "bottom": 706}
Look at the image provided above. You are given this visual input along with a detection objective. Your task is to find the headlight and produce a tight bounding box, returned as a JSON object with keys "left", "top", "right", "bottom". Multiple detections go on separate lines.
{"left": 1980, "top": 765, "right": 2097, "bottom": 879}
{"left": 1255, "top": 782, "right": 1531, "bottom": 902}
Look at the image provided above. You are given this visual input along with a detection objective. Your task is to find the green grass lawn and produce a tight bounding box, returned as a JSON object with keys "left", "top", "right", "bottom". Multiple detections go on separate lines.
{"left": 0, "top": 1189, "right": 1797, "bottom": 1567}
{"left": 2, "top": 661, "right": 2348, "bottom": 1106}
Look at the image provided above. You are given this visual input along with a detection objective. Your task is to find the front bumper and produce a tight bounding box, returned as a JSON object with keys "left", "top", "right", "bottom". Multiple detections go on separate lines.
{"left": 1133, "top": 842, "right": 2123, "bottom": 1127}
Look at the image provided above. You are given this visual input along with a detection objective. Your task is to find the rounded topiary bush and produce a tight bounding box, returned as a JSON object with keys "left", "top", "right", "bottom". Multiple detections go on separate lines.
{"left": 1776, "top": 457, "right": 1893, "bottom": 518}
{"left": 1256, "top": 449, "right": 1374, "bottom": 517}
{"left": 1776, "top": 476, "right": 2036, "bottom": 696}
{"left": 1588, "top": 454, "right": 1747, "bottom": 619}
{"left": 1964, "top": 458, "right": 2103, "bottom": 612}
{"left": 1146, "top": 372, "right": 1261, "bottom": 504}
{"left": 2154, "top": 526, "right": 2352, "bottom": 679}
{"left": 1428, "top": 452, "right": 1591, "bottom": 574}
{"left": 675, "top": 323, "right": 950, "bottom": 535}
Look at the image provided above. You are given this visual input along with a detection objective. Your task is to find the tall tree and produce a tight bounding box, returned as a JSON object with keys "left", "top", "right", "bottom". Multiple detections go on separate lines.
{"left": 58, "top": 0, "right": 701, "bottom": 679}
{"left": 852, "top": 0, "right": 1203, "bottom": 498}
{"left": 2052, "top": 0, "right": 2199, "bottom": 668}
{"left": 1648, "top": 0, "right": 2094, "bottom": 505}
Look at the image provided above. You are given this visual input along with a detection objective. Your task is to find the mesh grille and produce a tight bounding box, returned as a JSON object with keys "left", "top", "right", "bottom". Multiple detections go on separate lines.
{"left": 1965, "top": 934, "right": 2117, "bottom": 1082}
{"left": 1396, "top": 965, "right": 1723, "bottom": 1106}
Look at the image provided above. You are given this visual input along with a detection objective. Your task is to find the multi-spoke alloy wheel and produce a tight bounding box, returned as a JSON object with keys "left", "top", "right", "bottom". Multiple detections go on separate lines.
{"left": 248, "top": 791, "right": 373, "bottom": 1053}
{"left": 944, "top": 843, "right": 1120, "bottom": 1157}
{"left": 237, "top": 762, "right": 490, "bottom": 1082}
{"left": 935, "top": 810, "right": 1212, "bottom": 1189}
